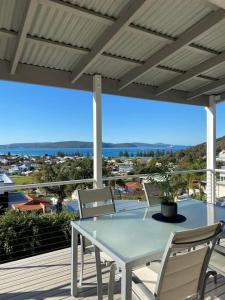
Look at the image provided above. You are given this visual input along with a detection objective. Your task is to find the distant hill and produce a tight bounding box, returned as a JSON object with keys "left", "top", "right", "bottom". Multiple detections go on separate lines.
{"left": 0, "top": 141, "right": 187, "bottom": 149}
{"left": 177, "top": 135, "right": 225, "bottom": 158}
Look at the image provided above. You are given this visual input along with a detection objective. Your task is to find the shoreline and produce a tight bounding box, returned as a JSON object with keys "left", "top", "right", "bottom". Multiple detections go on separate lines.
{"left": 0, "top": 146, "right": 188, "bottom": 158}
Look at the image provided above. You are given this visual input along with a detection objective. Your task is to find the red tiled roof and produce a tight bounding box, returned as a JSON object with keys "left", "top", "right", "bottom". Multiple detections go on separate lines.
{"left": 125, "top": 182, "right": 143, "bottom": 190}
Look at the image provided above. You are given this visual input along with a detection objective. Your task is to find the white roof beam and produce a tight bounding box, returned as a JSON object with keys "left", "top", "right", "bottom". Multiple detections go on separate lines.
{"left": 10, "top": 0, "right": 38, "bottom": 74}
{"left": 155, "top": 51, "right": 225, "bottom": 95}
{"left": 38, "top": 0, "right": 221, "bottom": 58}
{"left": 0, "top": 60, "right": 209, "bottom": 106}
{"left": 70, "top": 0, "right": 147, "bottom": 84}
{"left": 0, "top": 29, "right": 218, "bottom": 83}
{"left": 188, "top": 76, "right": 225, "bottom": 99}
{"left": 118, "top": 9, "right": 225, "bottom": 90}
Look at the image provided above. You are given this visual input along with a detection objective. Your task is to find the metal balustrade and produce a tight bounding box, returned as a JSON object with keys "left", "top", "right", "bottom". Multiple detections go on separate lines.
{"left": 0, "top": 168, "right": 218, "bottom": 265}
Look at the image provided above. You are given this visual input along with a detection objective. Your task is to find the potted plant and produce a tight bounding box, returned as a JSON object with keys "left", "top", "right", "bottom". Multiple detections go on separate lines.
{"left": 160, "top": 172, "right": 177, "bottom": 218}
{"left": 146, "top": 170, "right": 178, "bottom": 219}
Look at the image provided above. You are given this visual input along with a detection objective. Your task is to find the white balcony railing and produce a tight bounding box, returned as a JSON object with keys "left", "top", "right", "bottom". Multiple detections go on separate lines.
{"left": 0, "top": 168, "right": 220, "bottom": 265}
{"left": 0, "top": 168, "right": 210, "bottom": 194}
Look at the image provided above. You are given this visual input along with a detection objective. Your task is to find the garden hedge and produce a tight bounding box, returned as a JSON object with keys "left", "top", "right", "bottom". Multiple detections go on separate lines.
{"left": 0, "top": 210, "right": 79, "bottom": 263}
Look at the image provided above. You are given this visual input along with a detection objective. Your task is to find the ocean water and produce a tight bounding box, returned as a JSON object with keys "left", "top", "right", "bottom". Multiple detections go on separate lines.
{"left": 0, "top": 145, "right": 188, "bottom": 157}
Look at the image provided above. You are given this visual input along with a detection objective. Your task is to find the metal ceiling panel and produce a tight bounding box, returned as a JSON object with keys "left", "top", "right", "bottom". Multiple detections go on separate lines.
{"left": 20, "top": 39, "right": 84, "bottom": 71}
{"left": 0, "top": 35, "right": 16, "bottom": 61}
{"left": 0, "top": 0, "right": 28, "bottom": 32}
{"left": 85, "top": 56, "right": 136, "bottom": 79}
{"left": 29, "top": 3, "right": 109, "bottom": 49}
{"left": 205, "top": 84, "right": 225, "bottom": 94}
{"left": 202, "top": 61, "right": 225, "bottom": 78}
{"left": 105, "top": 29, "right": 170, "bottom": 62}
{"left": 62, "top": 0, "right": 130, "bottom": 18}
{"left": 162, "top": 47, "right": 214, "bottom": 71}
{"left": 134, "top": 68, "right": 178, "bottom": 86}
{"left": 175, "top": 77, "right": 212, "bottom": 92}
{"left": 132, "top": 0, "right": 212, "bottom": 38}
{"left": 193, "top": 19, "right": 225, "bottom": 52}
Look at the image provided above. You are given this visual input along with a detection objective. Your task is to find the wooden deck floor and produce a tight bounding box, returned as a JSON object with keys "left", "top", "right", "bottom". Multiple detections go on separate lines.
{"left": 1, "top": 247, "right": 225, "bottom": 300}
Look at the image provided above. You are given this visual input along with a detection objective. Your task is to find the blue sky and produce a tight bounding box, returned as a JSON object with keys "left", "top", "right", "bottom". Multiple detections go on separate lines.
{"left": 0, "top": 80, "right": 224, "bottom": 146}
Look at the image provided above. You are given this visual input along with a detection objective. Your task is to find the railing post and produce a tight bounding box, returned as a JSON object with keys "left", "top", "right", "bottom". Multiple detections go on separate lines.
{"left": 93, "top": 74, "right": 103, "bottom": 188}
{"left": 205, "top": 95, "right": 216, "bottom": 203}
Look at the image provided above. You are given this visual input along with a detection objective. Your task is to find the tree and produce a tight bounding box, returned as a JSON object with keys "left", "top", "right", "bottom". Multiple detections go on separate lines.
{"left": 57, "top": 151, "right": 65, "bottom": 157}
{"left": 35, "top": 157, "right": 111, "bottom": 210}
{"left": 124, "top": 151, "right": 129, "bottom": 158}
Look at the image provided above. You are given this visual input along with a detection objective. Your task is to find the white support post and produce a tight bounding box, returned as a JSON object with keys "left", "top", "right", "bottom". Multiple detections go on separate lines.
{"left": 205, "top": 95, "right": 216, "bottom": 203}
{"left": 93, "top": 74, "right": 103, "bottom": 189}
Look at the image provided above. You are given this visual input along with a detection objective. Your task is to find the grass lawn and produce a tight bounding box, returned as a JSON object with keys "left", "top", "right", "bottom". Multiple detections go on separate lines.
{"left": 12, "top": 175, "right": 35, "bottom": 185}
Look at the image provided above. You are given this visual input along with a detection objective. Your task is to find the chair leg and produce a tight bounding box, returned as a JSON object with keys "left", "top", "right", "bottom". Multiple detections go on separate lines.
{"left": 94, "top": 246, "right": 103, "bottom": 300}
{"left": 79, "top": 236, "right": 84, "bottom": 286}
{"left": 108, "top": 263, "right": 116, "bottom": 300}
{"left": 214, "top": 272, "right": 218, "bottom": 284}
{"left": 201, "top": 270, "right": 218, "bottom": 300}
{"left": 211, "top": 270, "right": 218, "bottom": 284}
{"left": 206, "top": 270, "right": 217, "bottom": 284}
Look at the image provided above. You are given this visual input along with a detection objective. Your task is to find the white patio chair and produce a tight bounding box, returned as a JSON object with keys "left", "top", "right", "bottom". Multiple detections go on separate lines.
{"left": 206, "top": 238, "right": 225, "bottom": 283}
{"left": 143, "top": 182, "right": 163, "bottom": 206}
{"left": 77, "top": 186, "right": 116, "bottom": 297}
{"left": 131, "top": 223, "right": 223, "bottom": 300}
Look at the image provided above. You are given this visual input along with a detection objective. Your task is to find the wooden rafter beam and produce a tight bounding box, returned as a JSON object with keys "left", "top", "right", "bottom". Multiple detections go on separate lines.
{"left": 0, "top": 60, "right": 209, "bottom": 106}
{"left": 11, "top": 0, "right": 38, "bottom": 74}
{"left": 70, "top": 0, "right": 148, "bottom": 83}
{"left": 38, "top": 0, "right": 221, "bottom": 58}
{"left": 155, "top": 51, "right": 225, "bottom": 95}
{"left": 0, "top": 28, "right": 218, "bottom": 83}
{"left": 118, "top": 9, "right": 225, "bottom": 90}
{"left": 188, "top": 76, "right": 225, "bottom": 99}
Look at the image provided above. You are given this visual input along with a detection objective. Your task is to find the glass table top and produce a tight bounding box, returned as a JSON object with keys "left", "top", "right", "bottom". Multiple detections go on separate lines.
{"left": 72, "top": 200, "right": 225, "bottom": 264}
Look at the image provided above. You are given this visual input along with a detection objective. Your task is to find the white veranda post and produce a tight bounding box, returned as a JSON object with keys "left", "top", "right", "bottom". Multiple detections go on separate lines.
{"left": 206, "top": 95, "right": 216, "bottom": 203}
{"left": 93, "top": 74, "right": 103, "bottom": 189}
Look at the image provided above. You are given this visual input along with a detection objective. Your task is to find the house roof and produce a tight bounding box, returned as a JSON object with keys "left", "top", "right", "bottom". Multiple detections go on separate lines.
{"left": 126, "top": 182, "right": 143, "bottom": 190}
{"left": 1, "top": 0, "right": 225, "bottom": 106}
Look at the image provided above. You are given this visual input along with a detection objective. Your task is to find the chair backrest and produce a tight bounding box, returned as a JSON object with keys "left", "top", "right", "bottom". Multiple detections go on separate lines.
{"left": 143, "top": 182, "right": 163, "bottom": 206}
{"left": 155, "top": 223, "right": 223, "bottom": 300}
{"left": 77, "top": 186, "right": 115, "bottom": 219}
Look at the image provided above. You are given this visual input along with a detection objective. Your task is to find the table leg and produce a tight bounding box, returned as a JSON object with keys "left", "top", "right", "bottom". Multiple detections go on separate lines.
{"left": 121, "top": 265, "right": 132, "bottom": 300}
{"left": 71, "top": 227, "right": 78, "bottom": 297}
{"left": 94, "top": 246, "right": 103, "bottom": 300}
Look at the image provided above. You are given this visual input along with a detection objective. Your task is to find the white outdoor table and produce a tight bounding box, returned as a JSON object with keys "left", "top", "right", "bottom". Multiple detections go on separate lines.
{"left": 71, "top": 199, "right": 225, "bottom": 300}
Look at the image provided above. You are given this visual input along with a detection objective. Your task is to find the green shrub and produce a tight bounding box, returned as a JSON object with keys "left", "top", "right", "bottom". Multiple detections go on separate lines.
{"left": 0, "top": 210, "right": 79, "bottom": 263}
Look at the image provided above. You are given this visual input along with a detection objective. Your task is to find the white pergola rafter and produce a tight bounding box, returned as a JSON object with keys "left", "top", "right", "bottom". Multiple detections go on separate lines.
{"left": 0, "top": 60, "right": 209, "bottom": 107}
{"left": 0, "top": 28, "right": 218, "bottom": 84}
{"left": 155, "top": 50, "right": 225, "bottom": 96}
{"left": 37, "top": 0, "right": 220, "bottom": 58}
{"left": 188, "top": 76, "right": 225, "bottom": 99}
{"left": 70, "top": 0, "right": 148, "bottom": 84}
{"left": 10, "top": 0, "right": 38, "bottom": 75}
{"left": 118, "top": 9, "right": 225, "bottom": 91}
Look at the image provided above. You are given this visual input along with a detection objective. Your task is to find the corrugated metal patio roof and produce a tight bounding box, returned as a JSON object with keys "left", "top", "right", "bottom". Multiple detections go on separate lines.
{"left": 0, "top": 0, "right": 225, "bottom": 106}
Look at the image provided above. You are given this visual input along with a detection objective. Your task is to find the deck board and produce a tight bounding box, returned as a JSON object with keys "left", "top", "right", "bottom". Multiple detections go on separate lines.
{"left": 0, "top": 247, "right": 225, "bottom": 300}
